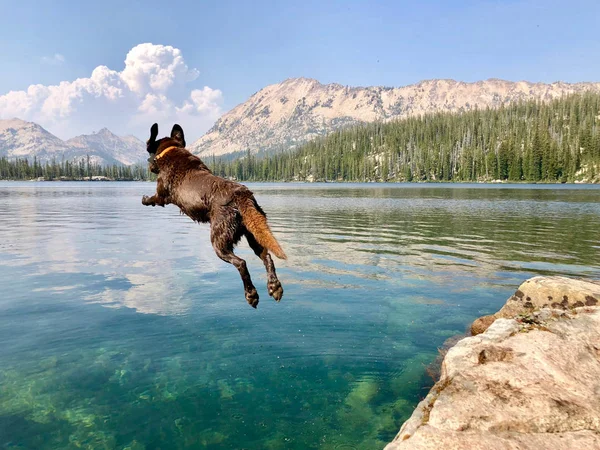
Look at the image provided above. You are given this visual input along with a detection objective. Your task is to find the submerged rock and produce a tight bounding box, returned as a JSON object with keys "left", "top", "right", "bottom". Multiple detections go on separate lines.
{"left": 385, "top": 276, "right": 600, "bottom": 450}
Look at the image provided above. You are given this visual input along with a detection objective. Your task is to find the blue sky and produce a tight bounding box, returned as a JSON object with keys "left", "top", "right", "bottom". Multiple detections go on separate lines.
{"left": 1, "top": 0, "right": 598, "bottom": 140}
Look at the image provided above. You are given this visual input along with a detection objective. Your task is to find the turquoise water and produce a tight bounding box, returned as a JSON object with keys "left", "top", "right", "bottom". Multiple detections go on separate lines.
{"left": 1, "top": 181, "right": 599, "bottom": 449}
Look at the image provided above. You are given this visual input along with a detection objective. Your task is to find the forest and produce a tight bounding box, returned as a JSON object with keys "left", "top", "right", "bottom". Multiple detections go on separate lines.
{"left": 0, "top": 156, "right": 151, "bottom": 181}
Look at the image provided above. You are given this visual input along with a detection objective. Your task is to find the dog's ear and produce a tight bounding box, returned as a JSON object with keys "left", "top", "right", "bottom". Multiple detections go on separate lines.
{"left": 171, "top": 124, "right": 186, "bottom": 147}
{"left": 148, "top": 123, "right": 158, "bottom": 144}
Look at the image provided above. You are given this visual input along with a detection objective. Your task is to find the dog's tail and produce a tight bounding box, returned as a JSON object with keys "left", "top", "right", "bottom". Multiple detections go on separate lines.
{"left": 238, "top": 194, "right": 287, "bottom": 260}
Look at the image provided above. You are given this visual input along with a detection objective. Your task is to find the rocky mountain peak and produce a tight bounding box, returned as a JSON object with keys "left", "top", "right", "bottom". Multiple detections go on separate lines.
{"left": 0, "top": 119, "right": 146, "bottom": 166}
{"left": 95, "top": 127, "right": 114, "bottom": 136}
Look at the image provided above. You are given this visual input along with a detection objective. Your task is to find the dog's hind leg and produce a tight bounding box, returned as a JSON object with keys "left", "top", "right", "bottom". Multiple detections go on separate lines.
{"left": 245, "top": 231, "right": 283, "bottom": 302}
{"left": 211, "top": 213, "right": 259, "bottom": 308}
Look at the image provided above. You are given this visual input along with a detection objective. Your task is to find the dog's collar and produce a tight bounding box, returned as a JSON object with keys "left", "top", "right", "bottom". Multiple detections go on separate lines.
{"left": 155, "top": 146, "right": 179, "bottom": 160}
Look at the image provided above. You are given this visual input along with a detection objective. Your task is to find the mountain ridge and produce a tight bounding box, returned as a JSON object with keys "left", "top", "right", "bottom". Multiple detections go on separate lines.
{"left": 191, "top": 77, "right": 600, "bottom": 157}
{"left": 4, "top": 77, "right": 600, "bottom": 164}
{"left": 66, "top": 128, "right": 146, "bottom": 166}
{"left": 0, "top": 119, "right": 146, "bottom": 166}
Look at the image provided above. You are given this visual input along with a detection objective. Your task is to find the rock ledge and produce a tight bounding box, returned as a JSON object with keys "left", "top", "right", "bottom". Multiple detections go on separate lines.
{"left": 385, "top": 276, "right": 600, "bottom": 450}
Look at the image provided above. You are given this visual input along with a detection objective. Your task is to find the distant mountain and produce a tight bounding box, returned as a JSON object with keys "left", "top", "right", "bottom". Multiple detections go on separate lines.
{"left": 191, "top": 77, "right": 600, "bottom": 157}
{"left": 0, "top": 118, "right": 78, "bottom": 161}
{"left": 66, "top": 128, "right": 146, "bottom": 166}
{"left": 0, "top": 119, "right": 145, "bottom": 165}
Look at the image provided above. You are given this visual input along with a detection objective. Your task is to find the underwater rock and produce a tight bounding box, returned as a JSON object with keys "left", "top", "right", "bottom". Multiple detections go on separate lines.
{"left": 385, "top": 276, "right": 600, "bottom": 450}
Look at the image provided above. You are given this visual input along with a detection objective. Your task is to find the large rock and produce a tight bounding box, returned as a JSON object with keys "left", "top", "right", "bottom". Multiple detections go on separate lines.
{"left": 386, "top": 276, "right": 600, "bottom": 450}
{"left": 470, "top": 276, "right": 600, "bottom": 335}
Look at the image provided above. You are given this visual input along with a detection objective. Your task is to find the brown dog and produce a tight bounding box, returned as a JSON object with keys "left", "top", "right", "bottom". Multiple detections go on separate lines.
{"left": 142, "top": 123, "right": 286, "bottom": 308}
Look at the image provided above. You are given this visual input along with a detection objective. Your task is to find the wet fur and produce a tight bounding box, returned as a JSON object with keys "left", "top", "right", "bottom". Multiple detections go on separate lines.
{"left": 142, "top": 123, "right": 285, "bottom": 308}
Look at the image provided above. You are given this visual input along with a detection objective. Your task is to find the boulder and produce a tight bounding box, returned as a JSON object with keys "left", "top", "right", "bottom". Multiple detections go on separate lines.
{"left": 470, "top": 276, "right": 600, "bottom": 335}
{"left": 386, "top": 276, "right": 600, "bottom": 450}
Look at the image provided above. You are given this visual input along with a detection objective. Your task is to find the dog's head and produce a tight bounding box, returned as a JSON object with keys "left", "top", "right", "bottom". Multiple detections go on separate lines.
{"left": 146, "top": 123, "right": 186, "bottom": 173}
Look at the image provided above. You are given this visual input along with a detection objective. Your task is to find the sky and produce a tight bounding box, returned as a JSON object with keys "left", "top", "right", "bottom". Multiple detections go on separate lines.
{"left": 0, "top": 0, "right": 598, "bottom": 142}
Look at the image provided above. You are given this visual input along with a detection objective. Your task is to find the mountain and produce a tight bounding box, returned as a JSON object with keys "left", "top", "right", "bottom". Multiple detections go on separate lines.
{"left": 0, "top": 118, "right": 78, "bottom": 161}
{"left": 66, "top": 128, "right": 146, "bottom": 166}
{"left": 0, "top": 119, "right": 145, "bottom": 165}
{"left": 211, "top": 92, "right": 600, "bottom": 184}
{"left": 191, "top": 77, "right": 600, "bottom": 157}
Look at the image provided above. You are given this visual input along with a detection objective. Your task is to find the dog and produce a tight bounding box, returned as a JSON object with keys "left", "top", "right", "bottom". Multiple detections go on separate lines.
{"left": 142, "top": 123, "right": 286, "bottom": 308}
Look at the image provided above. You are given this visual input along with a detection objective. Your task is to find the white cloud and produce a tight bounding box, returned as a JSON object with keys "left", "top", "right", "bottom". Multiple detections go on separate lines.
{"left": 120, "top": 43, "right": 199, "bottom": 95}
{"left": 1, "top": 43, "right": 223, "bottom": 141}
{"left": 41, "top": 53, "right": 66, "bottom": 65}
{"left": 177, "top": 87, "right": 224, "bottom": 114}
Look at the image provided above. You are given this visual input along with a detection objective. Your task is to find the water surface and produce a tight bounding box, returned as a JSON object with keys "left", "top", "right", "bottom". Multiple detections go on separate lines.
{"left": 1, "top": 182, "right": 599, "bottom": 449}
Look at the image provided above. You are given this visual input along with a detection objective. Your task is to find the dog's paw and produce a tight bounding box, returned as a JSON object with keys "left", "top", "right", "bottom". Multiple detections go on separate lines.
{"left": 141, "top": 195, "right": 154, "bottom": 206}
{"left": 268, "top": 279, "right": 283, "bottom": 302}
{"left": 246, "top": 288, "right": 259, "bottom": 308}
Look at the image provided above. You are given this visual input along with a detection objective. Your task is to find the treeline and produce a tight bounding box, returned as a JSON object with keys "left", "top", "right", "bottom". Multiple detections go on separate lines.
{"left": 210, "top": 93, "right": 600, "bottom": 183}
{"left": 0, "top": 156, "right": 153, "bottom": 181}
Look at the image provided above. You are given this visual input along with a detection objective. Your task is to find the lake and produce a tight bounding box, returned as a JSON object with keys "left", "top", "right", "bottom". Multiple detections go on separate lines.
{"left": 1, "top": 181, "right": 599, "bottom": 449}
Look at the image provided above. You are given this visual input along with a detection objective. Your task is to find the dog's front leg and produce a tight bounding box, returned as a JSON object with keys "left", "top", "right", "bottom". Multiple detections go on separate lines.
{"left": 142, "top": 193, "right": 169, "bottom": 207}
{"left": 142, "top": 178, "right": 170, "bottom": 207}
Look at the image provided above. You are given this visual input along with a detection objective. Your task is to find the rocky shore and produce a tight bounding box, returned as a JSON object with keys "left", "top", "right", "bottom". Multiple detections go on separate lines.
{"left": 385, "top": 276, "right": 600, "bottom": 450}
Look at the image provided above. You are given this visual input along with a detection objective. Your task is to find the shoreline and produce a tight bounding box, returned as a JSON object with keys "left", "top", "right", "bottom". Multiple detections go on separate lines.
{"left": 0, "top": 178, "right": 599, "bottom": 185}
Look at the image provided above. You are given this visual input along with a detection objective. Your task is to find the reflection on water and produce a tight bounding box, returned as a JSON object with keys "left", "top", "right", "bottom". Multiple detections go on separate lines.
{"left": 1, "top": 182, "right": 599, "bottom": 449}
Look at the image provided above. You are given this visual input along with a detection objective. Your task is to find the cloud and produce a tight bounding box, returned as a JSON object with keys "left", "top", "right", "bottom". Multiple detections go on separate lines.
{"left": 41, "top": 53, "right": 66, "bottom": 65}
{"left": 1, "top": 43, "right": 223, "bottom": 141}
{"left": 176, "top": 87, "right": 224, "bottom": 115}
